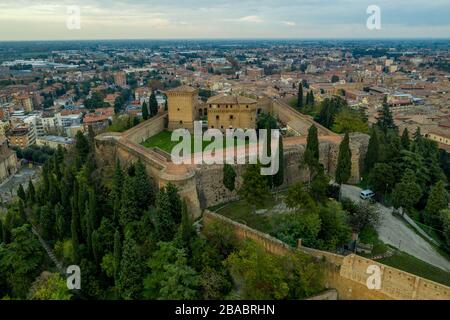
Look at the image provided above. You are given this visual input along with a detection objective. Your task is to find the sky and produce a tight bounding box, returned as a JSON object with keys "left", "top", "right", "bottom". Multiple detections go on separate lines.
{"left": 0, "top": 0, "right": 449, "bottom": 40}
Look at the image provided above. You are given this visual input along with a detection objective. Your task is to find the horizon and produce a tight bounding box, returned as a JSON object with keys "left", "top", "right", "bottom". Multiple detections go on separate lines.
{"left": 0, "top": 0, "right": 449, "bottom": 41}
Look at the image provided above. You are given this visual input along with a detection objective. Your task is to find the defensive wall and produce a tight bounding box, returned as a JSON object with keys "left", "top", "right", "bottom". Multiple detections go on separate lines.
{"left": 203, "top": 210, "right": 450, "bottom": 300}
{"left": 95, "top": 100, "right": 369, "bottom": 216}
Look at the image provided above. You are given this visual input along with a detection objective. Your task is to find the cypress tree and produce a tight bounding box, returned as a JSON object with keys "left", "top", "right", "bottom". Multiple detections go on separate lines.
{"left": 296, "top": 82, "right": 303, "bottom": 109}
{"left": 310, "top": 90, "right": 315, "bottom": 105}
{"left": 17, "top": 184, "right": 26, "bottom": 202}
{"left": 71, "top": 217, "right": 79, "bottom": 263}
{"left": 27, "top": 179, "right": 35, "bottom": 203}
{"left": 154, "top": 189, "right": 177, "bottom": 242}
{"left": 134, "top": 161, "right": 155, "bottom": 210}
{"left": 401, "top": 128, "right": 410, "bottom": 150}
{"left": 223, "top": 163, "right": 237, "bottom": 192}
{"left": 117, "top": 234, "right": 145, "bottom": 299}
{"left": 40, "top": 204, "right": 54, "bottom": 240}
{"left": 273, "top": 135, "right": 284, "bottom": 188}
{"left": 165, "top": 183, "right": 182, "bottom": 225}
{"left": 303, "top": 125, "right": 320, "bottom": 182}
{"left": 376, "top": 99, "right": 397, "bottom": 135}
{"left": 424, "top": 181, "right": 448, "bottom": 229}
{"left": 335, "top": 132, "right": 352, "bottom": 185}
{"left": 149, "top": 91, "right": 159, "bottom": 117}
{"left": 55, "top": 203, "right": 65, "bottom": 240}
{"left": 364, "top": 129, "right": 379, "bottom": 174}
{"left": 91, "top": 230, "right": 101, "bottom": 265}
{"left": 113, "top": 230, "right": 121, "bottom": 285}
{"left": 119, "top": 176, "right": 139, "bottom": 228}
{"left": 142, "top": 101, "right": 149, "bottom": 120}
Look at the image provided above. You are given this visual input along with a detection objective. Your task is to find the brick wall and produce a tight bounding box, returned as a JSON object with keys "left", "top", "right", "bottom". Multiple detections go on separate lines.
{"left": 203, "top": 210, "right": 450, "bottom": 300}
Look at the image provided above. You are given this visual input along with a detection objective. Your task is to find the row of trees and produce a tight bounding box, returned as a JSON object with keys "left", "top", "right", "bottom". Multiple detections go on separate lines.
{"left": 142, "top": 92, "right": 159, "bottom": 120}
{"left": 2, "top": 126, "right": 324, "bottom": 299}
{"left": 364, "top": 102, "right": 449, "bottom": 248}
{"left": 224, "top": 117, "right": 369, "bottom": 251}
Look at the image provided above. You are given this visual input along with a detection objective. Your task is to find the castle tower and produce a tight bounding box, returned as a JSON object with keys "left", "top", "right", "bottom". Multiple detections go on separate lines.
{"left": 165, "top": 85, "right": 198, "bottom": 132}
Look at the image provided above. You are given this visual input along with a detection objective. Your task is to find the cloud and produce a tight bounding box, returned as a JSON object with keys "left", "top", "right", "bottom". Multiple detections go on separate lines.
{"left": 239, "top": 15, "right": 263, "bottom": 23}
{"left": 282, "top": 21, "right": 296, "bottom": 26}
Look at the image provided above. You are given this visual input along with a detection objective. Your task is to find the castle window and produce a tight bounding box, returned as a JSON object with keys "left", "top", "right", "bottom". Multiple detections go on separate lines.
{"left": 230, "top": 115, "right": 234, "bottom": 120}
{"left": 179, "top": 120, "right": 183, "bottom": 124}
{"left": 216, "top": 115, "right": 220, "bottom": 120}
{"left": 221, "top": 125, "right": 223, "bottom": 129}
{"left": 246, "top": 105, "right": 249, "bottom": 108}
{"left": 177, "top": 108, "right": 180, "bottom": 111}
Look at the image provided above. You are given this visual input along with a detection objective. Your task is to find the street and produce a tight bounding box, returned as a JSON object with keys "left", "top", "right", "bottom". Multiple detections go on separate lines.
{"left": 341, "top": 184, "right": 450, "bottom": 272}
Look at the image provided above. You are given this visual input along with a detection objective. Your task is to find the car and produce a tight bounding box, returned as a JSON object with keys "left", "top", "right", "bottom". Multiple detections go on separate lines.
{"left": 360, "top": 189, "right": 375, "bottom": 200}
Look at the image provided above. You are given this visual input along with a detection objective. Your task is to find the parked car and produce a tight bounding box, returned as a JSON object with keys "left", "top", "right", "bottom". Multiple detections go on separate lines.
{"left": 360, "top": 189, "right": 375, "bottom": 200}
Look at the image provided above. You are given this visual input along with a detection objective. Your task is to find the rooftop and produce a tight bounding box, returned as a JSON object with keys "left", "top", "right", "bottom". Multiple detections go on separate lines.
{"left": 206, "top": 94, "right": 257, "bottom": 105}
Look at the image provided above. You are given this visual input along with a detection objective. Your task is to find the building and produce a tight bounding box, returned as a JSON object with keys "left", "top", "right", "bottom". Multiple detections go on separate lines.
{"left": 246, "top": 67, "right": 264, "bottom": 78}
{"left": 114, "top": 71, "right": 127, "bottom": 87}
{"left": 166, "top": 85, "right": 198, "bottom": 132}
{"left": 6, "top": 124, "right": 36, "bottom": 149}
{"left": 206, "top": 94, "right": 257, "bottom": 130}
{"left": 425, "top": 131, "right": 450, "bottom": 152}
{"left": 36, "top": 135, "right": 74, "bottom": 149}
{"left": 0, "top": 136, "right": 19, "bottom": 185}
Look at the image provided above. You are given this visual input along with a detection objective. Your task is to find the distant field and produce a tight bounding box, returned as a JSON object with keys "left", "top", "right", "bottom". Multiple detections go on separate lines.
{"left": 142, "top": 130, "right": 251, "bottom": 154}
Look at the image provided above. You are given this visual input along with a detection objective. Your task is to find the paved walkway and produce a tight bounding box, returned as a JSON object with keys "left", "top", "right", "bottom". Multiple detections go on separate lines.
{"left": 341, "top": 184, "right": 450, "bottom": 272}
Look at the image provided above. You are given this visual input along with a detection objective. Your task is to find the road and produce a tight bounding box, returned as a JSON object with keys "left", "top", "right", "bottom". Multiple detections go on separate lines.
{"left": 341, "top": 184, "right": 450, "bottom": 272}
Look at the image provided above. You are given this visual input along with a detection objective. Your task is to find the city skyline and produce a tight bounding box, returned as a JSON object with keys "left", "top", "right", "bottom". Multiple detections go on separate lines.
{"left": 0, "top": 0, "right": 450, "bottom": 40}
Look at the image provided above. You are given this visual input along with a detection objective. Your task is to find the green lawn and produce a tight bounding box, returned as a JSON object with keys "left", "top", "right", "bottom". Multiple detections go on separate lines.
{"left": 378, "top": 251, "right": 450, "bottom": 287}
{"left": 215, "top": 197, "right": 279, "bottom": 235}
{"left": 142, "top": 130, "right": 251, "bottom": 154}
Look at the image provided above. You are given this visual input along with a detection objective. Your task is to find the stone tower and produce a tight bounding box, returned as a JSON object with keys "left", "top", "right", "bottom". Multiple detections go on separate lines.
{"left": 166, "top": 85, "right": 198, "bottom": 132}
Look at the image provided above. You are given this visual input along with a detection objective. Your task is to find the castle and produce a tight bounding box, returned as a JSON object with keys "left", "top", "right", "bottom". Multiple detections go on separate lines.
{"left": 166, "top": 85, "right": 258, "bottom": 131}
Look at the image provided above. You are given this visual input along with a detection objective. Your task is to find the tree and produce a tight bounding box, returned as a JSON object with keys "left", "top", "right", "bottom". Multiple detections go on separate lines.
{"left": 441, "top": 209, "right": 450, "bottom": 248}
{"left": 39, "top": 204, "right": 54, "bottom": 240}
{"left": 54, "top": 203, "right": 65, "bottom": 240}
{"left": 335, "top": 133, "right": 352, "bottom": 185}
{"left": 28, "top": 272, "right": 72, "bottom": 300}
{"left": 364, "top": 129, "right": 380, "bottom": 174}
{"left": 239, "top": 164, "right": 271, "bottom": 212}
{"left": 142, "top": 101, "right": 149, "bottom": 120}
{"left": 223, "top": 163, "right": 236, "bottom": 192}
{"left": 113, "top": 230, "right": 121, "bottom": 284}
{"left": 154, "top": 189, "right": 177, "bottom": 242}
{"left": 310, "top": 164, "right": 329, "bottom": 202}
{"left": 424, "top": 181, "right": 448, "bottom": 229}
{"left": 401, "top": 128, "right": 410, "bottom": 150}
{"left": 17, "top": 184, "right": 26, "bottom": 202}
{"left": 114, "top": 96, "right": 125, "bottom": 114}
{"left": 331, "top": 75, "right": 339, "bottom": 83}
{"left": 117, "top": 233, "right": 145, "bottom": 299}
{"left": 296, "top": 82, "right": 303, "bottom": 109}
{"left": 144, "top": 242, "right": 200, "bottom": 300}
{"left": 317, "top": 201, "right": 351, "bottom": 250}
{"left": 332, "top": 108, "right": 368, "bottom": 134}
{"left": 272, "top": 135, "right": 284, "bottom": 188}
{"left": 392, "top": 169, "right": 422, "bottom": 216}
{"left": 74, "top": 131, "right": 90, "bottom": 164}
{"left": 134, "top": 161, "right": 155, "bottom": 211}
{"left": 341, "top": 198, "right": 380, "bottom": 233}
{"left": 225, "top": 241, "right": 289, "bottom": 299}
{"left": 0, "top": 224, "right": 44, "bottom": 298}
{"left": 303, "top": 125, "right": 319, "bottom": 180}
{"left": 368, "top": 163, "right": 395, "bottom": 196}
{"left": 149, "top": 91, "right": 159, "bottom": 117}
{"left": 376, "top": 99, "right": 397, "bottom": 135}
{"left": 27, "top": 179, "right": 36, "bottom": 203}
{"left": 119, "top": 176, "right": 140, "bottom": 228}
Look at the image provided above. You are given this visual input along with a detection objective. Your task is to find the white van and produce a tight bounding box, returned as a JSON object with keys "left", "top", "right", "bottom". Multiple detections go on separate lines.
{"left": 360, "top": 189, "right": 375, "bottom": 200}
